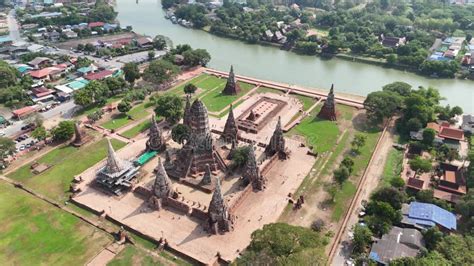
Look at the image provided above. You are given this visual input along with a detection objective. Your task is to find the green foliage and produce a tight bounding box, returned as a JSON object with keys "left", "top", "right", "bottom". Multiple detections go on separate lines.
{"left": 171, "top": 124, "right": 190, "bottom": 144}
{"left": 31, "top": 126, "right": 48, "bottom": 141}
{"left": 352, "top": 224, "right": 373, "bottom": 254}
{"left": 365, "top": 201, "right": 401, "bottom": 236}
{"left": 364, "top": 91, "right": 402, "bottom": 124}
{"left": 236, "top": 223, "right": 327, "bottom": 265}
{"left": 86, "top": 109, "right": 104, "bottom": 124}
{"left": 231, "top": 146, "right": 251, "bottom": 168}
{"left": 183, "top": 83, "right": 197, "bottom": 95}
{"left": 390, "top": 177, "right": 405, "bottom": 188}
{"left": 73, "top": 80, "right": 109, "bottom": 107}
{"left": 0, "top": 60, "right": 19, "bottom": 88}
{"left": 423, "top": 227, "right": 443, "bottom": 251}
{"left": 408, "top": 156, "right": 432, "bottom": 174}
{"left": 456, "top": 191, "right": 474, "bottom": 233}
{"left": 422, "top": 128, "right": 436, "bottom": 146}
{"left": 351, "top": 133, "right": 367, "bottom": 153}
{"left": 75, "top": 57, "right": 92, "bottom": 69}
{"left": 122, "top": 62, "right": 140, "bottom": 84}
{"left": 51, "top": 121, "right": 75, "bottom": 142}
{"left": 334, "top": 166, "right": 350, "bottom": 184}
{"left": 89, "top": 0, "right": 117, "bottom": 23}
{"left": 435, "top": 234, "right": 474, "bottom": 265}
{"left": 117, "top": 100, "right": 132, "bottom": 114}
{"left": 153, "top": 94, "right": 183, "bottom": 124}
{"left": 182, "top": 49, "right": 211, "bottom": 66}
{"left": 0, "top": 137, "right": 16, "bottom": 159}
{"left": 419, "top": 60, "right": 460, "bottom": 78}
{"left": 143, "top": 60, "right": 180, "bottom": 84}
{"left": 371, "top": 187, "right": 407, "bottom": 210}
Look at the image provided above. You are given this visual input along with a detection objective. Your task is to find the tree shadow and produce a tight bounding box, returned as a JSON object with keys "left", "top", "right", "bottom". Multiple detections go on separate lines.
{"left": 352, "top": 113, "right": 381, "bottom": 133}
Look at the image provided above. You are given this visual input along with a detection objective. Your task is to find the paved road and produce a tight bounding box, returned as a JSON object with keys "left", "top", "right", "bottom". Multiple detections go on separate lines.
{"left": 2, "top": 101, "right": 77, "bottom": 138}
{"left": 7, "top": 9, "right": 22, "bottom": 42}
{"left": 331, "top": 120, "right": 396, "bottom": 266}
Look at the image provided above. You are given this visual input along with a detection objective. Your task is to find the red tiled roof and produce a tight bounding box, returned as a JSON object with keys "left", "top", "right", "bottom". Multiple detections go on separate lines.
{"left": 439, "top": 127, "right": 464, "bottom": 141}
{"left": 84, "top": 70, "right": 114, "bottom": 81}
{"left": 12, "top": 106, "right": 37, "bottom": 117}
{"left": 88, "top": 22, "right": 105, "bottom": 28}
{"left": 407, "top": 177, "right": 424, "bottom": 190}
{"left": 28, "top": 68, "right": 53, "bottom": 79}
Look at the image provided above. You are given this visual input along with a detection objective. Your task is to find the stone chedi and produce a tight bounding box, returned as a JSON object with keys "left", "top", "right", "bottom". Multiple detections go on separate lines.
{"left": 222, "top": 65, "right": 241, "bottom": 95}
{"left": 201, "top": 164, "right": 212, "bottom": 185}
{"left": 208, "top": 176, "right": 233, "bottom": 234}
{"left": 72, "top": 122, "right": 90, "bottom": 147}
{"left": 146, "top": 115, "right": 165, "bottom": 151}
{"left": 96, "top": 139, "right": 138, "bottom": 194}
{"left": 150, "top": 158, "right": 175, "bottom": 210}
{"left": 243, "top": 145, "right": 266, "bottom": 191}
{"left": 167, "top": 99, "right": 220, "bottom": 179}
{"left": 221, "top": 104, "right": 239, "bottom": 144}
{"left": 265, "top": 117, "right": 287, "bottom": 159}
{"left": 317, "top": 84, "right": 337, "bottom": 121}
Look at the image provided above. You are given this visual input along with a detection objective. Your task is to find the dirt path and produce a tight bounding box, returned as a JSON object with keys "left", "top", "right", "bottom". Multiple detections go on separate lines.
{"left": 329, "top": 119, "right": 396, "bottom": 265}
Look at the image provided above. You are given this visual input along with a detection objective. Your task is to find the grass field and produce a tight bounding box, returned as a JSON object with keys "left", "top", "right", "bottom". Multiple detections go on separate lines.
{"left": 121, "top": 116, "right": 162, "bottom": 139}
{"left": 200, "top": 81, "right": 255, "bottom": 112}
{"left": 165, "top": 74, "right": 213, "bottom": 96}
{"left": 7, "top": 138, "right": 126, "bottom": 202}
{"left": 292, "top": 94, "right": 317, "bottom": 111}
{"left": 380, "top": 148, "right": 404, "bottom": 187}
{"left": 0, "top": 182, "right": 111, "bottom": 265}
{"left": 107, "top": 245, "right": 164, "bottom": 266}
{"left": 101, "top": 103, "right": 150, "bottom": 130}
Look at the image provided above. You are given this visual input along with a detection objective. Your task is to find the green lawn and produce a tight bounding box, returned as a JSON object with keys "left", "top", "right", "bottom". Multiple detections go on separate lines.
{"left": 288, "top": 106, "right": 340, "bottom": 154}
{"left": 331, "top": 181, "right": 357, "bottom": 221}
{"left": 293, "top": 94, "right": 317, "bottom": 111}
{"left": 200, "top": 81, "right": 255, "bottom": 112}
{"left": 121, "top": 116, "right": 163, "bottom": 139}
{"left": 380, "top": 148, "right": 404, "bottom": 187}
{"left": 165, "top": 73, "right": 212, "bottom": 96}
{"left": 75, "top": 94, "right": 124, "bottom": 117}
{"left": 7, "top": 138, "right": 126, "bottom": 202}
{"left": 0, "top": 182, "right": 111, "bottom": 265}
{"left": 101, "top": 103, "right": 150, "bottom": 130}
{"left": 108, "top": 245, "right": 164, "bottom": 266}
{"left": 254, "top": 86, "right": 285, "bottom": 95}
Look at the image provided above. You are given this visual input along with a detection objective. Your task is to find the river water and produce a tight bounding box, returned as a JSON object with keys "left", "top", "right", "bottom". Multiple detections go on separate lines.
{"left": 116, "top": 0, "right": 474, "bottom": 112}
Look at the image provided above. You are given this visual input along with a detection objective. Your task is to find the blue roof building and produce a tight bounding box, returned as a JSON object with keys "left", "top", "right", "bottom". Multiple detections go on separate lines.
{"left": 0, "top": 36, "right": 13, "bottom": 44}
{"left": 402, "top": 202, "right": 457, "bottom": 231}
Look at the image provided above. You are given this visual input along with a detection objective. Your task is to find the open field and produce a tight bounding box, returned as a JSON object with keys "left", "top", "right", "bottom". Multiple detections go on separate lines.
{"left": 200, "top": 81, "right": 255, "bottom": 112}
{"left": 120, "top": 116, "right": 162, "bottom": 139}
{"left": 107, "top": 245, "right": 164, "bottom": 266}
{"left": 7, "top": 138, "right": 126, "bottom": 202}
{"left": 380, "top": 148, "right": 404, "bottom": 187}
{"left": 101, "top": 102, "right": 150, "bottom": 130}
{"left": 0, "top": 182, "right": 111, "bottom": 265}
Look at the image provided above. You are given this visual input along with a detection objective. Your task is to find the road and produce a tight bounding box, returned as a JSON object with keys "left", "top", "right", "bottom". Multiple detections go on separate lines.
{"left": 2, "top": 101, "right": 77, "bottom": 138}
{"left": 7, "top": 9, "right": 22, "bottom": 42}
{"left": 330, "top": 120, "right": 396, "bottom": 265}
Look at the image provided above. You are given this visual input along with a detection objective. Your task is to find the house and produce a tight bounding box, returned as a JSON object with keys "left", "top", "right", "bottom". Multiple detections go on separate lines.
{"left": 380, "top": 34, "right": 406, "bottom": 48}
{"left": 28, "top": 66, "right": 64, "bottom": 81}
{"left": 136, "top": 37, "right": 153, "bottom": 48}
{"left": 12, "top": 105, "right": 38, "bottom": 120}
{"left": 46, "top": 31, "right": 61, "bottom": 42}
{"left": 28, "top": 57, "right": 51, "bottom": 69}
{"left": 401, "top": 202, "right": 457, "bottom": 232}
{"left": 88, "top": 22, "right": 105, "bottom": 29}
{"left": 433, "top": 163, "right": 467, "bottom": 203}
{"left": 16, "top": 64, "right": 33, "bottom": 74}
{"left": 84, "top": 69, "right": 114, "bottom": 81}
{"left": 272, "top": 31, "right": 287, "bottom": 44}
{"left": 263, "top": 30, "right": 274, "bottom": 41}
{"left": 30, "top": 86, "right": 55, "bottom": 103}
{"left": 103, "top": 23, "right": 118, "bottom": 31}
{"left": 77, "top": 65, "right": 95, "bottom": 76}
{"left": 27, "top": 44, "right": 45, "bottom": 53}
{"left": 369, "top": 226, "right": 424, "bottom": 265}
{"left": 0, "top": 36, "right": 13, "bottom": 51}
{"left": 406, "top": 177, "right": 425, "bottom": 191}
{"left": 438, "top": 126, "right": 464, "bottom": 150}
{"left": 63, "top": 30, "right": 78, "bottom": 39}
{"left": 461, "top": 114, "right": 474, "bottom": 133}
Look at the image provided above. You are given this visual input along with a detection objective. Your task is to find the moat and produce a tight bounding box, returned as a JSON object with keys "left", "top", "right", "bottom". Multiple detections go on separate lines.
{"left": 116, "top": 0, "right": 474, "bottom": 113}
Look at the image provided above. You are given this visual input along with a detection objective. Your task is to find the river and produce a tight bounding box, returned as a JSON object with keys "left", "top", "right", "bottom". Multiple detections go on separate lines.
{"left": 116, "top": 0, "right": 474, "bottom": 113}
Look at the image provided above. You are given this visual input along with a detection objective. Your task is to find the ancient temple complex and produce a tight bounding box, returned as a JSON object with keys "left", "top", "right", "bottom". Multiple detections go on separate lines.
{"left": 96, "top": 139, "right": 139, "bottom": 195}
{"left": 166, "top": 99, "right": 222, "bottom": 179}
{"left": 149, "top": 158, "right": 175, "bottom": 210}
{"left": 147, "top": 115, "right": 165, "bottom": 151}
{"left": 265, "top": 117, "right": 287, "bottom": 159}
{"left": 208, "top": 176, "right": 233, "bottom": 234}
{"left": 243, "top": 145, "right": 265, "bottom": 191}
{"left": 317, "top": 84, "right": 337, "bottom": 121}
{"left": 222, "top": 65, "right": 240, "bottom": 95}
{"left": 221, "top": 105, "right": 239, "bottom": 144}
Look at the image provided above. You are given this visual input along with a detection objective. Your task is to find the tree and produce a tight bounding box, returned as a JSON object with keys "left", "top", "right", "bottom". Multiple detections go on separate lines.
{"left": 422, "top": 128, "right": 436, "bottom": 146}
{"left": 370, "top": 187, "right": 407, "bottom": 210}
{"left": 51, "top": 121, "right": 75, "bottom": 141}
{"left": 435, "top": 235, "right": 474, "bottom": 265}
{"left": 183, "top": 83, "right": 197, "bottom": 95}
{"left": 182, "top": 49, "right": 211, "bottom": 66}
{"left": 456, "top": 191, "right": 474, "bottom": 233}
{"left": 390, "top": 177, "right": 405, "bottom": 188}
{"left": 236, "top": 223, "right": 327, "bottom": 265}
{"left": 351, "top": 134, "right": 367, "bottom": 153}
{"left": 0, "top": 61, "right": 19, "bottom": 88}
{"left": 364, "top": 91, "right": 402, "bottom": 124}
{"left": 117, "top": 100, "right": 132, "bottom": 114}
{"left": 153, "top": 94, "right": 183, "bottom": 124}
{"left": 341, "top": 157, "right": 354, "bottom": 173}
{"left": 352, "top": 224, "right": 373, "bottom": 254}
{"left": 31, "top": 126, "right": 48, "bottom": 140}
{"left": 311, "top": 219, "right": 325, "bottom": 232}
{"left": 87, "top": 110, "right": 104, "bottom": 124}
{"left": 73, "top": 80, "right": 109, "bottom": 107}
{"left": 423, "top": 227, "right": 443, "bottom": 251}
{"left": 382, "top": 82, "right": 412, "bottom": 97}
{"left": 148, "top": 50, "right": 156, "bottom": 61}
{"left": 0, "top": 137, "right": 16, "bottom": 158}
{"left": 171, "top": 124, "right": 190, "bottom": 144}
{"left": 104, "top": 77, "right": 127, "bottom": 95}
{"left": 334, "top": 166, "right": 350, "bottom": 184}
{"left": 409, "top": 156, "right": 432, "bottom": 174}
{"left": 122, "top": 62, "right": 140, "bottom": 84}
{"left": 231, "top": 146, "right": 252, "bottom": 169}
{"left": 143, "top": 60, "right": 180, "bottom": 84}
